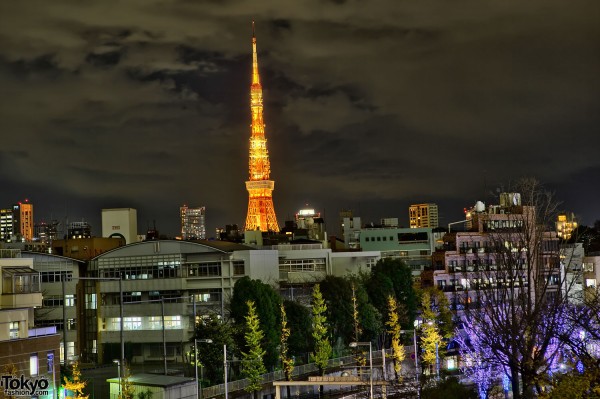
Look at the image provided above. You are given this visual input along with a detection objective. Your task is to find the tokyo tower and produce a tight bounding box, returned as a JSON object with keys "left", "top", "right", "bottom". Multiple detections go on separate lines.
{"left": 244, "top": 23, "right": 280, "bottom": 232}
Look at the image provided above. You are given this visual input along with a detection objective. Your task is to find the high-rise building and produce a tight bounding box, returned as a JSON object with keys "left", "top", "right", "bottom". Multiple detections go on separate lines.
{"left": 409, "top": 203, "right": 439, "bottom": 228}
{"left": 244, "top": 23, "right": 280, "bottom": 232}
{"left": 0, "top": 207, "right": 15, "bottom": 241}
{"left": 556, "top": 213, "right": 577, "bottom": 241}
{"left": 102, "top": 208, "right": 138, "bottom": 244}
{"left": 180, "top": 205, "right": 206, "bottom": 240}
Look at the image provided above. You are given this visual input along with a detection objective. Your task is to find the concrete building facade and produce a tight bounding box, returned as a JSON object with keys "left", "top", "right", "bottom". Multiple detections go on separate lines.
{"left": 102, "top": 208, "right": 138, "bottom": 244}
{"left": 0, "top": 250, "right": 61, "bottom": 399}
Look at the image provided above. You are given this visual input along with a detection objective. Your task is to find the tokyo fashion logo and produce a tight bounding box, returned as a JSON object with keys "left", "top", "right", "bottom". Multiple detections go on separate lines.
{"left": 1, "top": 375, "right": 50, "bottom": 396}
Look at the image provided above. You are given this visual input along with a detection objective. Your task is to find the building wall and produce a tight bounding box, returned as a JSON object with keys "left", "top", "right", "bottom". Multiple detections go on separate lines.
{"left": 22, "top": 251, "right": 85, "bottom": 363}
{"left": 102, "top": 208, "right": 138, "bottom": 244}
{"left": 89, "top": 240, "right": 271, "bottom": 363}
{"left": 0, "top": 334, "right": 61, "bottom": 399}
{"left": 51, "top": 237, "right": 125, "bottom": 261}
{"left": 360, "top": 227, "right": 435, "bottom": 276}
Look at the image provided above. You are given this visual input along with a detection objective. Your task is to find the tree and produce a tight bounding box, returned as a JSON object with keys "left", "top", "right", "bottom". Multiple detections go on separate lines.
{"left": 283, "top": 299, "right": 313, "bottom": 358}
{"left": 421, "top": 377, "right": 478, "bottom": 399}
{"left": 193, "top": 313, "right": 235, "bottom": 385}
{"left": 280, "top": 303, "right": 295, "bottom": 399}
{"left": 420, "top": 290, "right": 444, "bottom": 374}
{"left": 367, "top": 258, "right": 417, "bottom": 328}
{"left": 0, "top": 362, "right": 18, "bottom": 399}
{"left": 137, "top": 389, "right": 154, "bottom": 399}
{"left": 386, "top": 295, "right": 406, "bottom": 381}
{"left": 241, "top": 300, "right": 267, "bottom": 399}
{"left": 320, "top": 275, "right": 354, "bottom": 344}
{"left": 118, "top": 362, "right": 135, "bottom": 399}
{"left": 62, "top": 361, "right": 89, "bottom": 399}
{"left": 311, "top": 284, "right": 332, "bottom": 376}
{"left": 352, "top": 284, "right": 366, "bottom": 367}
{"left": 460, "top": 178, "right": 577, "bottom": 399}
{"left": 231, "top": 277, "right": 281, "bottom": 370}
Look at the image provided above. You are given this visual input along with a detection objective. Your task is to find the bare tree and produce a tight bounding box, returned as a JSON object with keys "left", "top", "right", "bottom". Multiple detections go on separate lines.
{"left": 458, "top": 178, "right": 577, "bottom": 399}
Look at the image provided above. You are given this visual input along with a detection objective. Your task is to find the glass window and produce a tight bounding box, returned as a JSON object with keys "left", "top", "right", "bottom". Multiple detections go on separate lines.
{"left": 9, "top": 321, "right": 19, "bottom": 339}
{"left": 65, "top": 295, "right": 76, "bottom": 307}
{"left": 30, "top": 354, "right": 38, "bottom": 376}
{"left": 123, "top": 317, "right": 142, "bottom": 330}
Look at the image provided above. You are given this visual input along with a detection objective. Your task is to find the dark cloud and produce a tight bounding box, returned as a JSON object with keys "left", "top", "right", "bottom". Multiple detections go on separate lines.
{"left": 0, "top": 0, "right": 598, "bottom": 237}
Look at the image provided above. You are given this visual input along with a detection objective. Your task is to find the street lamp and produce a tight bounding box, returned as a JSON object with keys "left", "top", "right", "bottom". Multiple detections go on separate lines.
{"left": 194, "top": 339, "right": 213, "bottom": 399}
{"left": 224, "top": 344, "right": 228, "bottom": 399}
{"left": 350, "top": 341, "right": 373, "bottom": 399}
{"left": 113, "top": 359, "right": 121, "bottom": 398}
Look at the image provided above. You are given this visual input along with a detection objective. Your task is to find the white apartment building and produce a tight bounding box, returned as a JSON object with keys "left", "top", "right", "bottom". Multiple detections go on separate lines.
{"left": 22, "top": 251, "right": 85, "bottom": 363}
{"left": 86, "top": 239, "right": 382, "bottom": 364}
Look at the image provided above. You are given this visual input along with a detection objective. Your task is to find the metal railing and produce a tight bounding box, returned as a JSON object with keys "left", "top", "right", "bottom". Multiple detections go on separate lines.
{"left": 201, "top": 349, "right": 402, "bottom": 398}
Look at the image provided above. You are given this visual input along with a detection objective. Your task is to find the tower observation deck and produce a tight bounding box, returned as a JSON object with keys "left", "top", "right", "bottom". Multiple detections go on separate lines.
{"left": 244, "top": 23, "right": 280, "bottom": 232}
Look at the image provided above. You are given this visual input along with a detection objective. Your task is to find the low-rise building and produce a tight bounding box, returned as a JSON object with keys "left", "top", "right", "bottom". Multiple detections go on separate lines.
{"left": 0, "top": 249, "right": 60, "bottom": 399}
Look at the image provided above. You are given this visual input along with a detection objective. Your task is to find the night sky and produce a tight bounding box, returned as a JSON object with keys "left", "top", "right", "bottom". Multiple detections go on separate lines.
{"left": 1, "top": 1, "right": 598, "bottom": 238}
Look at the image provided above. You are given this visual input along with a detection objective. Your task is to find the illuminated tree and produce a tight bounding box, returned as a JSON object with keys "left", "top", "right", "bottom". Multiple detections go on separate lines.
{"left": 420, "top": 290, "right": 444, "bottom": 373}
{"left": 386, "top": 295, "right": 406, "bottom": 381}
{"left": 460, "top": 178, "right": 579, "bottom": 399}
{"left": 62, "top": 362, "right": 89, "bottom": 399}
{"left": 241, "top": 300, "right": 267, "bottom": 399}
{"left": 311, "top": 284, "right": 332, "bottom": 375}
{"left": 457, "top": 317, "right": 498, "bottom": 399}
{"left": 352, "top": 284, "right": 366, "bottom": 367}
{"left": 0, "top": 362, "right": 18, "bottom": 399}
{"left": 280, "top": 303, "right": 295, "bottom": 398}
{"left": 119, "top": 362, "right": 135, "bottom": 399}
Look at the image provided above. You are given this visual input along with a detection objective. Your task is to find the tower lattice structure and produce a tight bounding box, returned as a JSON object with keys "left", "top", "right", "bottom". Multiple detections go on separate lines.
{"left": 244, "top": 23, "right": 280, "bottom": 232}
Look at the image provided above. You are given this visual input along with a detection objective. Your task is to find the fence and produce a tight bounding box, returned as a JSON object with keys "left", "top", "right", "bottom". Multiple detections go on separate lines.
{"left": 201, "top": 348, "right": 407, "bottom": 398}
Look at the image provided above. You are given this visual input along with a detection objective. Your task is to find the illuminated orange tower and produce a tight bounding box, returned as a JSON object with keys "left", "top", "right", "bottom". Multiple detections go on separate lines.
{"left": 244, "top": 23, "right": 280, "bottom": 232}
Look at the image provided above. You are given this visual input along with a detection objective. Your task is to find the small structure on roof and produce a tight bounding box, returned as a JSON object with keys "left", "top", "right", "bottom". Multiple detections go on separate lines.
{"left": 107, "top": 373, "right": 196, "bottom": 399}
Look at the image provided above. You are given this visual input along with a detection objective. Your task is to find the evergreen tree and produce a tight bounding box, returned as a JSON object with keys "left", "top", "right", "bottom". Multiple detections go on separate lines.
{"left": 352, "top": 284, "right": 366, "bottom": 367}
{"left": 231, "top": 277, "right": 281, "bottom": 369}
{"left": 241, "top": 300, "right": 267, "bottom": 399}
{"left": 386, "top": 295, "right": 406, "bottom": 381}
{"left": 280, "top": 303, "right": 295, "bottom": 399}
{"left": 283, "top": 299, "right": 313, "bottom": 358}
{"left": 311, "top": 284, "right": 332, "bottom": 376}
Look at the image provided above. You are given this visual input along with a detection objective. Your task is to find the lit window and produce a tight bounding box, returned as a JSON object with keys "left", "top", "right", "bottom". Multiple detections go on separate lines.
{"left": 30, "top": 354, "right": 39, "bottom": 376}
{"left": 9, "top": 321, "right": 19, "bottom": 339}
{"left": 65, "top": 295, "right": 76, "bottom": 307}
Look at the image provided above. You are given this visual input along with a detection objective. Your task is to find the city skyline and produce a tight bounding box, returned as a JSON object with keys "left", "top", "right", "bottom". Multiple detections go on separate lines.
{"left": 0, "top": 1, "right": 598, "bottom": 237}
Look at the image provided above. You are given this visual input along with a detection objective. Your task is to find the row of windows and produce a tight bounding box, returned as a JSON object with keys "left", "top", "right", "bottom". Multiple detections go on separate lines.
{"left": 99, "top": 260, "right": 246, "bottom": 280}
{"left": 279, "top": 258, "right": 326, "bottom": 272}
{"left": 104, "top": 316, "right": 182, "bottom": 331}
{"left": 42, "top": 295, "right": 75, "bottom": 307}
{"left": 97, "top": 255, "right": 183, "bottom": 269}
{"left": 41, "top": 271, "right": 73, "bottom": 283}
{"left": 102, "top": 290, "right": 220, "bottom": 305}
{"left": 36, "top": 319, "right": 77, "bottom": 330}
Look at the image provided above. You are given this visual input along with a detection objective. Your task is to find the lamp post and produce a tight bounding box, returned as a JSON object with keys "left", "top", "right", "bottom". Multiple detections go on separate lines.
{"left": 414, "top": 318, "right": 422, "bottom": 399}
{"left": 350, "top": 341, "right": 373, "bottom": 399}
{"left": 224, "top": 344, "right": 228, "bottom": 399}
{"left": 113, "top": 359, "right": 121, "bottom": 398}
{"left": 194, "top": 339, "right": 213, "bottom": 399}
